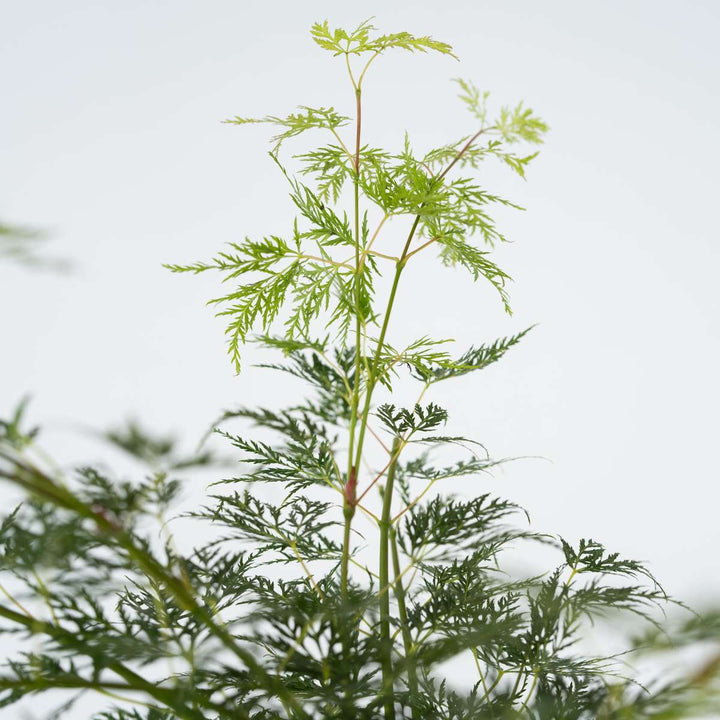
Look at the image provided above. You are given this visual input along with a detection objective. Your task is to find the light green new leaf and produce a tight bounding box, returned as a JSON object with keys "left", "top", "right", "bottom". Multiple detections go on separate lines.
{"left": 225, "top": 106, "right": 349, "bottom": 152}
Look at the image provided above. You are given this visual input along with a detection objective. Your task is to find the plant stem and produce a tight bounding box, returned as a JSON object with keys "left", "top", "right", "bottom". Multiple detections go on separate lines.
{"left": 343, "top": 82, "right": 489, "bottom": 603}
{"left": 390, "top": 527, "right": 419, "bottom": 720}
{"left": 351, "top": 215, "right": 421, "bottom": 478}
{"left": 342, "top": 81, "right": 364, "bottom": 600}
{"left": 340, "top": 97, "right": 493, "bottom": 712}
{"left": 351, "top": 125, "right": 490, "bottom": 496}
{"left": 379, "top": 437, "right": 401, "bottom": 720}
{"left": 436, "top": 126, "right": 491, "bottom": 182}
{"left": 341, "top": 501, "right": 354, "bottom": 599}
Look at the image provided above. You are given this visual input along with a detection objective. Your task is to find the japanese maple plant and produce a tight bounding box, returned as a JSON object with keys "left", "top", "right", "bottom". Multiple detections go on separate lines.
{"left": 1, "top": 19, "right": 717, "bottom": 720}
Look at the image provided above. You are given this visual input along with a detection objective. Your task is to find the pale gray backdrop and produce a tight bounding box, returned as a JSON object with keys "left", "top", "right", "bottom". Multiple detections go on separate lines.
{"left": 1, "top": 0, "right": 719, "bottom": 714}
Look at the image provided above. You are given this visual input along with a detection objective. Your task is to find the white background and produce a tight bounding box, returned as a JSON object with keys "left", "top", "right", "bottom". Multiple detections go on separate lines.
{"left": 1, "top": 0, "right": 719, "bottom": 713}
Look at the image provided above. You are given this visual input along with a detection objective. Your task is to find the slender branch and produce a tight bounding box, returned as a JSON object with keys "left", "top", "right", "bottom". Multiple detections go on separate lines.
{"left": 317, "top": 348, "right": 354, "bottom": 400}
{"left": 518, "top": 670, "right": 539, "bottom": 712}
{"left": 366, "top": 249, "right": 399, "bottom": 262}
{"left": 367, "top": 422, "right": 392, "bottom": 454}
{"left": 354, "top": 88, "right": 362, "bottom": 173}
{"left": 351, "top": 214, "right": 422, "bottom": 483}
{"left": 296, "top": 252, "right": 354, "bottom": 270}
{"left": 351, "top": 125, "right": 489, "bottom": 503}
{"left": 0, "top": 582, "right": 33, "bottom": 618}
{"left": 345, "top": 53, "right": 357, "bottom": 91}
{"left": 358, "top": 50, "right": 381, "bottom": 88}
{"left": 391, "top": 527, "right": 419, "bottom": 719}
{"left": 357, "top": 437, "right": 407, "bottom": 505}
{"left": 436, "top": 126, "right": 493, "bottom": 182}
{"left": 341, "top": 499, "right": 354, "bottom": 599}
{"left": 355, "top": 501, "right": 381, "bottom": 524}
{"left": 357, "top": 212, "right": 390, "bottom": 269}
{"left": 392, "top": 479, "right": 437, "bottom": 524}
{"left": 342, "top": 68, "right": 365, "bottom": 602}
{"left": 330, "top": 127, "right": 354, "bottom": 162}
{"left": 31, "top": 570, "right": 59, "bottom": 625}
{"left": 343, "top": 246, "right": 398, "bottom": 268}
{"left": 379, "top": 437, "right": 401, "bottom": 720}
{"left": 472, "top": 647, "right": 492, "bottom": 703}
{"left": 350, "top": 557, "right": 380, "bottom": 580}
{"left": 404, "top": 236, "right": 439, "bottom": 261}
{"left": 510, "top": 667, "right": 528, "bottom": 703}
{"left": 291, "top": 541, "right": 325, "bottom": 599}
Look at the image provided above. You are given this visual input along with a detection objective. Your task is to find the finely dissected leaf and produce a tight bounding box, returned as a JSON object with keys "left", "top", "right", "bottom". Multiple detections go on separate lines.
{"left": 376, "top": 402, "right": 448, "bottom": 437}
{"left": 310, "top": 19, "right": 456, "bottom": 58}
{"left": 197, "top": 490, "right": 342, "bottom": 562}
{"left": 454, "top": 78, "right": 490, "bottom": 123}
{"left": 410, "top": 327, "right": 534, "bottom": 383}
{"left": 225, "top": 106, "right": 350, "bottom": 152}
